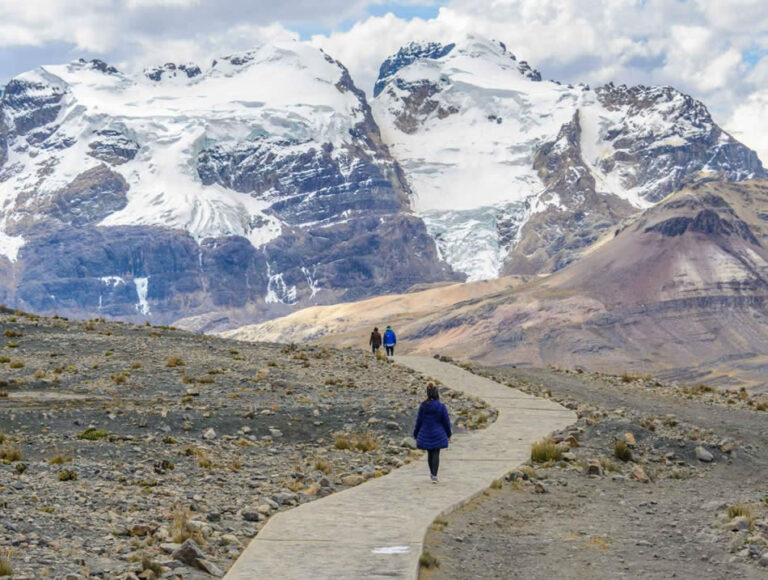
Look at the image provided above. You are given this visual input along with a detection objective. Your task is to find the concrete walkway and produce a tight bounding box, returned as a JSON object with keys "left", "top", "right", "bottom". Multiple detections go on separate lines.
{"left": 225, "top": 356, "right": 576, "bottom": 579}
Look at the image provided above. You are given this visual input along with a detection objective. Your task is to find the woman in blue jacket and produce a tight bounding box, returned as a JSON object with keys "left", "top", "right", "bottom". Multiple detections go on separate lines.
{"left": 413, "top": 382, "right": 452, "bottom": 483}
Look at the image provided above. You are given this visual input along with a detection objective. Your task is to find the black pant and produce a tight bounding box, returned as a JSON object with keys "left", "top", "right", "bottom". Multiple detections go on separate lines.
{"left": 427, "top": 449, "right": 440, "bottom": 477}
{"left": 371, "top": 345, "right": 380, "bottom": 355}
{"left": 385, "top": 345, "right": 394, "bottom": 356}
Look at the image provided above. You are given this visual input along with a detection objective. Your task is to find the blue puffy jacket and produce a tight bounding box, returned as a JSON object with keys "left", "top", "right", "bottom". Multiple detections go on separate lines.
{"left": 383, "top": 329, "right": 396, "bottom": 346}
{"left": 413, "top": 400, "right": 452, "bottom": 450}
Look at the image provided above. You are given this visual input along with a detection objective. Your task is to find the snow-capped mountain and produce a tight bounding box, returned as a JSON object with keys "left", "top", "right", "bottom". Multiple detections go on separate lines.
{"left": 372, "top": 36, "right": 765, "bottom": 280}
{"left": 0, "top": 41, "right": 454, "bottom": 325}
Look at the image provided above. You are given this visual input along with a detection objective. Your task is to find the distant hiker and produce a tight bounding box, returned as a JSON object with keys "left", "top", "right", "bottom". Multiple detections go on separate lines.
{"left": 369, "top": 327, "right": 382, "bottom": 355}
{"left": 383, "top": 325, "right": 397, "bottom": 357}
{"left": 413, "top": 382, "right": 452, "bottom": 483}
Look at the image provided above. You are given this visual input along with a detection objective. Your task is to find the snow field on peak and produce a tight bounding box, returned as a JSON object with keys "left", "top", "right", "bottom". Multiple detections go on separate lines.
{"left": 0, "top": 40, "right": 366, "bottom": 257}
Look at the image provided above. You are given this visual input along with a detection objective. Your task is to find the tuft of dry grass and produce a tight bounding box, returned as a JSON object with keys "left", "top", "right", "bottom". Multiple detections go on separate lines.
{"left": 57, "top": 469, "right": 77, "bottom": 481}
{"left": 0, "top": 548, "right": 14, "bottom": 576}
{"left": 727, "top": 503, "right": 755, "bottom": 529}
{"left": 419, "top": 550, "right": 439, "bottom": 569}
{"left": 531, "top": 439, "right": 562, "bottom": 463}
{"left": 170, "top": 508, "right": 205, "bottom": 545}
{"left": 314, "top": 458, "right": 333, "bottom": 474}
{"left": 166, "top": 356, "right": 185, "bottom": 368}
{"left": 334, "top": 431, "right": 378, "bottom": 452}
{"left": 0, "top": 442, "right": 22, "bottom": 461}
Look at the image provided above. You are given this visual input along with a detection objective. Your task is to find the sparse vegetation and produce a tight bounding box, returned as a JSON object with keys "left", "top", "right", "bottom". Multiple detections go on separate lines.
{"left": 727, "top": 503, "right": 755, "bottom": 527}
{"left": 170, "top": 508, "right": 205, "bottom": 544}
{"left": 614, "top": 440, "right": 632, "bottom": 462}
{"left": 78, "top": 428, "right": 107, "bottom": 441}
{"left": 531, "top": 439, "right": 562, "bottom": 463}
{"left": 57, "top": 469, "right": 77, "bottom": 481}
{"left": 419, "top": 550, "right": 440, "bottom": 569}
{"left": 0, "top": 442, "right": 22, "bottom": 461}
{"left": 166, "top": 356, "right": 185, "bottom": 367}
{"left": 8, "top": 360, "right": 24, "bottom": 369}
{"left": 334, "top": 431, "right": 378, "bottom": 452}
{"left": 0, "top": 548, "right": 14, "bottom": 576}
{"left": 314, "top": 458, "right": 332, "bottom": 474}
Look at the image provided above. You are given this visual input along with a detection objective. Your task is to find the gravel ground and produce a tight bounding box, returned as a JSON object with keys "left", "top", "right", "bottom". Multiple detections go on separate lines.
{"left": 0, "top": 309, "right": 493, "bottom": 579}
{"left": 421, "top": 364, "right": 768, "bottom": 580}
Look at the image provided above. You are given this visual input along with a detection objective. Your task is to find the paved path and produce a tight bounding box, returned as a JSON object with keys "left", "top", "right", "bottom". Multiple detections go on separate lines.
{"left": 225, "top": 356, "right": 576, "bottom": 579}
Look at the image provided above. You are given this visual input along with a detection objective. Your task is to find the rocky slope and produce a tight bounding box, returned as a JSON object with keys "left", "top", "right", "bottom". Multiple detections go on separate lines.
{"left": 372, "top": 36, "right": 764, "bottom": 279}
{"left": 0, "top": 42, "right": 455, "bottom": 328}
{"left": 0, "top": 307, "right": 492, "bottom": 578}
{"left": 226, "top": 179, "right": 768, "bottom": 392}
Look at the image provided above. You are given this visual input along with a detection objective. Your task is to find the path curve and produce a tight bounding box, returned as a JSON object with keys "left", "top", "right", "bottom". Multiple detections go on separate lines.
{"left": 225, "top": 356, "right": 576, "bottom": 579}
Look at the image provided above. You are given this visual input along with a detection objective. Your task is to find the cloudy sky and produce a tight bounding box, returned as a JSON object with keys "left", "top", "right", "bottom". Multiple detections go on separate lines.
{"left": 1, "top": 0, "right": 766, "bottom": 161}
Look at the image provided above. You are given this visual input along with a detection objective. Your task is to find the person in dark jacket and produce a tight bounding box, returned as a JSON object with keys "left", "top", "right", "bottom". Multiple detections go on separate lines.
{"left": 383, "top": 326, "right": 397, "bottom": 357}
{"left": 413, "top": 382, "right": 452, "bottom": 483}
{"left": 369, "top": 327, "right": 382, "bottom": 355}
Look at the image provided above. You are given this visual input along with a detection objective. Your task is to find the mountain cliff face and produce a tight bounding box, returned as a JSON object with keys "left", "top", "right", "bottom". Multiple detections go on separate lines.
{"left": 0, "top": 42, "right": 455, "bottom": 326}
{"left": 372, "top": 36, "right": 765, "bottom": 280}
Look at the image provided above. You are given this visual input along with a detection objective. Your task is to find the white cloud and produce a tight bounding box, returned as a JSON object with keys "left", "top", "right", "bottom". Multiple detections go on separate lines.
{"left": 726, "top": 90, "right": 768, "bottom": 166}
{"left": 0, "top": 0, "right": 765, "bottom": 165}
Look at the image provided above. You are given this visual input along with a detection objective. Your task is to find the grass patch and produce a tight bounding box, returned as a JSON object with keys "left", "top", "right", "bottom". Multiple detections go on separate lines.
{"left": 0, "top": 443, "right": 22, "bottom": 461}
{"left": 49, "top": 452, "right": 73, "bottom": 465}
{"left": 727, "top": 503, "right": 755, "bottom": 528}
{"left": 334, "top": 431, "right": 378, "bottom": 452}
{"left": 57, "top": 469, "right": 77, "bottom": 481}
{"left": 78, "top": 428, "right": 107, "bottom": 440}
{"left": 531, "top": 439, "right": 562, "bottom": 463}
{"left": 314, "top": 458, "right": 333, "bottom": 474}
{"left": 170, "top": 508, "right": 205, "bottom": 545}
{"left": 8, "top": 361, "right": 24, "bottom": 369}
{"left": 166, "top": 356, "right": 185, "bottom": 367}
{"left": 490, "top": 478, "right": 503, "bottom": 490}
{"left": 0, "top": 548, "right": 14, "bottom": 576}
{"left": 614, "top": 440, "right": 633, "bottom": 462}
{"left": 419, "top": 550, "right": 439, "bottom": 569}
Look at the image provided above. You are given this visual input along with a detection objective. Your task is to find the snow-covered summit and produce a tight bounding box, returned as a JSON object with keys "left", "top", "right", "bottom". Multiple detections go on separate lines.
{"left": 372, "top": 34, "right": 764, "bottom": 280}
{"left": 0, "top": 39, "right": 452, "bottom": 323}
{"left": 0, "top": 40, "right": 373, "bottom": 255}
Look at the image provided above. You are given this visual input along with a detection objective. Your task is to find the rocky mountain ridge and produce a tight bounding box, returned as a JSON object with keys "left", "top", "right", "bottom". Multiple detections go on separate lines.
{"left": 372, "top": 36, "right": 764, "bottom": 279}
{"left": 0, "top": 42, "right": 455, "bottom": 328}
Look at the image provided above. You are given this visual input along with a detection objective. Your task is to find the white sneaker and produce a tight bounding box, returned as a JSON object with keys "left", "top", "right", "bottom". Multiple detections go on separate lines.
{"left": 431, "top": 475, "right": 438, "bottom": 484}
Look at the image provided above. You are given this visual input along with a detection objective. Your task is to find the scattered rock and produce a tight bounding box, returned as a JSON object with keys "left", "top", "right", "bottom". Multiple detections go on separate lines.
{"left": 171, "top": 539, "right": 206, "bottom": 565}
{"left": 695, "top": 446, "right": 714, "bottom": 462}
{"left": 631, "top": 466, "right": 649, "bottom": 483}
{"left": 585, "top": 459, "right": 602, "bottom": 476}
{"left": 341, "top": 474, "right": 364, "bottom": 487}
{"left": 195, "top": 558, "right": 225, "bottom": 577}
{"left": 202, "top": 428, "right": 217, "bottom": 440}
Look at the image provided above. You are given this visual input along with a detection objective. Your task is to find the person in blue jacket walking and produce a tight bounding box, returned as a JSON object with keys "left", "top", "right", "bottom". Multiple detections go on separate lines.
{"left": 383, "top": 325, "right": 397, "bottom": 357}
{"left": 413, "top": 382, "right": 452, "bottom": 483}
